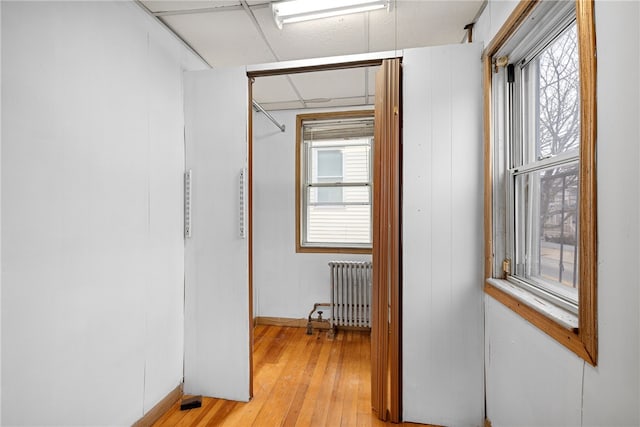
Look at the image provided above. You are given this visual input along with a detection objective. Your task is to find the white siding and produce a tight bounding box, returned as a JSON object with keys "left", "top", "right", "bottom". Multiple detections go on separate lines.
{"left": 307, "top": 205, "right": 371, "bottom": 243}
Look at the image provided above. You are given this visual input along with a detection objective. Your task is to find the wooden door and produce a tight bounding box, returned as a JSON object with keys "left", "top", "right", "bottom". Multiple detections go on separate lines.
{"left": 371, "top": 58, "right": 402, "bottom": 422}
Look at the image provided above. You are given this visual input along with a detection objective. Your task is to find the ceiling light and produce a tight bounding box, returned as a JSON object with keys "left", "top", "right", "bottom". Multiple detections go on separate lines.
{"left": 272, "top": 0, "right": 390, "bottom": 29}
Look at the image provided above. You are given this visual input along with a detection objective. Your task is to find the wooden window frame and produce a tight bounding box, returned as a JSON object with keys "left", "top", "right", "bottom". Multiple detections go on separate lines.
{"left": 483, "top": 0, "right": 597, "bottom": 365}
{"left": 295, "top": 110, "right": 374, "bottom": 254}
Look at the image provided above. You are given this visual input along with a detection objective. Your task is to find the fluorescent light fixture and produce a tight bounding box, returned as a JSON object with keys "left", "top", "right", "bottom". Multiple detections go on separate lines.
{"left": 272, "top": 0, "right": 389, "bottom": 29}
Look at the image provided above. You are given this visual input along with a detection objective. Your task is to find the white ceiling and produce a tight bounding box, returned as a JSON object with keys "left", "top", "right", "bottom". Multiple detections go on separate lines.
{"left": 139, "top": 0, "right": 485, "bottom": 110}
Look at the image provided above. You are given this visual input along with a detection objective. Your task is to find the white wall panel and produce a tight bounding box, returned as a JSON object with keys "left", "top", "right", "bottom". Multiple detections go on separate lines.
{"left": 473, "top": 1, "right": 519, "bottom": 48}
{"left": 183, "top": 68, "right": 250, "bottom": 401}
{"left": 581, "top": 2, "right": 640, "bottom": 425}
{"left": 1, "top": 2, "right": 202, "bottom": 425}
{"left": 479, "top": 2, "right": 640, "bottom": 426}
{"left": 253, "top": 107, "right": 370, "bottom": 320}
{"left": 0, "top": 2, "right": 3, "bottom": 422}
{"left": 402, "top": 43, "right": 484, "bottom": 426}
{"left": 485, "top": 297, "right": 583, "bottom": 426}
{"left": 142, "top": 23, "right": 188, "bottom": 414}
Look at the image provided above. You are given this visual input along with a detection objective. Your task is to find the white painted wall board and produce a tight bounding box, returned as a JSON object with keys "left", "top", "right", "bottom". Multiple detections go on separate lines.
{"left": 478, "top": 1, "right": 640, "bottom": 426}
{"left": 253, "top": 107, "right": 371, "bottom": 320}
{"left": 0, "top": 2, "right": 3, "bottom": 422}
{"left": 485, "top": 297, "right": 583, "bottom": 426}
{"left": 2, "top": 3, "right": 147, "bottom": 424}
{"left": 402, "top": 43, "right": 484, "bottom": 427}
{"left": 183, "top": 68, "right": 250, "bottom": 401}
{"left": 581, "top": 3, "right": 640, "bottom": 425}
{"left": 1, "top": 1, "right": 196, "bottom": 424}
{"left": 473, "top": 1, "right": 518, "bottom": 48}
{"left": 142, "top": 28, "right": 187, "bottom": 413}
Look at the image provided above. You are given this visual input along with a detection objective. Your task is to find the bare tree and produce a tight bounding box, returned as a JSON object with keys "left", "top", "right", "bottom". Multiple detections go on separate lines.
{"left": 537, "top": 25, "right": 580, "bottom": 246}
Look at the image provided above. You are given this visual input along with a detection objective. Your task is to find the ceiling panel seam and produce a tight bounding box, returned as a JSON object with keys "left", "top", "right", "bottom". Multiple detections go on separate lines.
{"left": 240, "top": 0, "right": 307, "bottom": 108}
{"left": 149, "top": 2, "right": 271, "bottom": 17}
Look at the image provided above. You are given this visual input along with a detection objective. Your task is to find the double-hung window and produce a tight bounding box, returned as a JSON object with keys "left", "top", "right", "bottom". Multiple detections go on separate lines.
{"left": 484, "top": 0, "right": 597, "bottom": 364}
{"left": 296, "top": 111, "right": 374, "bottom": 253}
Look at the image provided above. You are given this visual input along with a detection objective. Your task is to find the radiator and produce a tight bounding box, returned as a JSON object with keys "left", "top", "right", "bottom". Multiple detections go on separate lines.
{"left": 329, "top": 261, "right": 372, "bottom": 329}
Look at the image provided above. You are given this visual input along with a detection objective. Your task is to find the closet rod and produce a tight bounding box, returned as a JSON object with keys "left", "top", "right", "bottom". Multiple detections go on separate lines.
{"left": 253, "top": 100, "right": 286, "bottom": 132}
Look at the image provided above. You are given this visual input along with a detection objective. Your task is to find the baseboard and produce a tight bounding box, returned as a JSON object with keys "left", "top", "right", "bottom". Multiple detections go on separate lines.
{"left": 254, "top": 316, "right": 370, "bottom": 332}
{"left": 256, "top": 316, "right": 323, "bottom": 328}
{"left": 132, "top": 383, "right": 183, "bottom": 427}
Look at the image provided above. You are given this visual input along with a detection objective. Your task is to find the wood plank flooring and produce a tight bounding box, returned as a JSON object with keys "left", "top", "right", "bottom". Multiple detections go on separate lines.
{"left": 152, "top": 325, "right": 434, "bottom": 427}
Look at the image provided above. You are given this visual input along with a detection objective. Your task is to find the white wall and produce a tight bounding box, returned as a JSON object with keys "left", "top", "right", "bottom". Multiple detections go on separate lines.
{"left": 253, "top": 107, "right": 370, "bottom": 320}
{"left": 183, "top": 68, "right": 250, "bottom": 401}
{"left": 402, "top": 44, "right": 485, "bottom": 426}
{"left": 1, "top": 2, "right": 206, "bottom": 425}
{"left": 473, "top": 1, "right": 518, "bottom": 48}
{"left": 480, "top": 2, "right": 640, "bottom": 426}
{"left": 0, "top": 2, "right": 3, "bottom": 423}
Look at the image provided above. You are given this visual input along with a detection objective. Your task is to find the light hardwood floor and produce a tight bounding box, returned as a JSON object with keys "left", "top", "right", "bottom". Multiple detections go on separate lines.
{"left": 152, "top": 325, "right": 435, "bottom": 427}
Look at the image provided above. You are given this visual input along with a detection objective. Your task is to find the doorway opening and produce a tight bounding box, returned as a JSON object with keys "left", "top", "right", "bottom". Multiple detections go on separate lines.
{"left": 247, "top": 55, "right": 401, "bottom": 422}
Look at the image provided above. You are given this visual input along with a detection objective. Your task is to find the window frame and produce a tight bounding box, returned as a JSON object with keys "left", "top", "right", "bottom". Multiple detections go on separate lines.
{"left": 296, "top": 110, "right": 374, "bottom": 254}
{"left": 483, "top": 0, "right": 597, "bottom": 365}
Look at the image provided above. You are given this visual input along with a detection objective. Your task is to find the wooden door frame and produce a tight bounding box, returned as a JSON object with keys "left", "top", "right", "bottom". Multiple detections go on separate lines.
{"left": 246, "top": 52, "right": 402, "bottom": 421}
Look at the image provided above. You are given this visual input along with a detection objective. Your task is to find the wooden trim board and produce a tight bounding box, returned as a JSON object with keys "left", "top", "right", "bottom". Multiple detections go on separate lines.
{"left": 575, "top": 0, "right": 598, "bottom": 367}
{"left": 248, "top": 77, "right": 255, "bottom": 398}
{"left": 132, "top": 383, "right": 183, "bottom": 427}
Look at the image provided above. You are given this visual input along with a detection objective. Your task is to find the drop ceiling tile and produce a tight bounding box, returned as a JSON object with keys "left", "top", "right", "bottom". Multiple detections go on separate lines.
{"left": 307, "top": 97, "right": 369, "bottom": 110}
{"left": 258, "top": 100, "right": 305, "bottom": 111}
{"left": 253, "top": 75, "right": 300, "bottom": 104}
{"left": 290, "top": 68, "right": 366, "bottom": 102}
{"left": 142, "top": 1, "right": 241, "bottom": 13}
{"left": 369, "top": 1, "right": 482, "bottom": 51}
{"left": 162, "top": 9, "right": 275, "bottom": 66}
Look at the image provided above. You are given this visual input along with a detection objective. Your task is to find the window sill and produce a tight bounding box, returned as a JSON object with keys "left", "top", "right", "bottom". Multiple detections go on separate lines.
{"left": 485, "top": 278, "right": 595, "bottom": 365}
{"left": 486, "top": 278, "right": 577, "bottom": 330}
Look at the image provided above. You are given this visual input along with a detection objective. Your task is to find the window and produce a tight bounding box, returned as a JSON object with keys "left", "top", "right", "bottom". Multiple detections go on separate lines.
{"left": 296, "top": 111, "right": 374, "bottom": 253}
{"left": 316, "top": 150, "right": 343, "bottom": 203}
{"left": 484, "top": 0, "right": 597, "bottom": 364}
